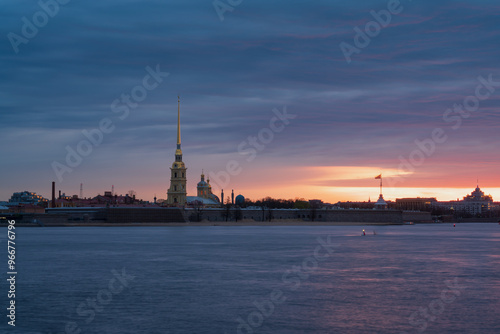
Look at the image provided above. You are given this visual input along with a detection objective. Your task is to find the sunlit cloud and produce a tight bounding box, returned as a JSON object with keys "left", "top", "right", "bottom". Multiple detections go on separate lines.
{"left": 306, "top": 166, "right": 413, "bottom": 182}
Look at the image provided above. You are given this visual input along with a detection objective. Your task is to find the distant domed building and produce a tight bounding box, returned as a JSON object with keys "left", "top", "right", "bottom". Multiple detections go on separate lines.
{"left": 464, "top": 185, "right": 493, "bottom": 202}
{"left": 235, "top": 194, "right": 245, "bottom": 206}
{"left": 197, "top": 173, "right": 209, "bottom": 196}
{"left": 197, "top": 172, "right": 220, "bottom": 203}
{"left": 186, "top": 172, "right": 221, "bottom": 207}
{"left": 456, "top": 185, "right": 493, "bottom": 215}
{"left": 436, "top": 184, "right": 494, "bottom": 216}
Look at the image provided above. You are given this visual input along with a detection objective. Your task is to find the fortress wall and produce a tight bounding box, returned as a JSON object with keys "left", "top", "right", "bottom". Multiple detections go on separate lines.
{"left": 41, "top": 207, "right": 187, "bottom": 224}
{"left": 7, "top": 207, "right": 407, "bottom": 225}
{"left": 319, "top": 210, "right": 402, "bottom": 223}
{"left": 5, "top": 213, "right": 70, "bottom": 226}
{"left": 197, "top": 208, "right": 403, "bottom": 223}
{"left": 106, "top": 208, "right": 186, "bottom": 223}
{"left": 401, "top": 211, "right": 433, "bottom": 223}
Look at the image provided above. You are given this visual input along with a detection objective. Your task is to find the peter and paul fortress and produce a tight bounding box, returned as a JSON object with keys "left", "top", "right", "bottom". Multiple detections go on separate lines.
{"left": 166, "top": 96, "right": 187, "bottom": 205}
{"left": 166, "top": 97, "right": 221, "bottom": 207}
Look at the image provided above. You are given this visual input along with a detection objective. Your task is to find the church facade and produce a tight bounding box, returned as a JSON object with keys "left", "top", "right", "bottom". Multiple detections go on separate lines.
{"left": 166, "top": 97, "right": 220, "bottom": 207}
{"left": 187, "top": 172, "right": 220, "bottom": 206}
{"left": 166, "top": 96, "right": 187, "bottom": 205}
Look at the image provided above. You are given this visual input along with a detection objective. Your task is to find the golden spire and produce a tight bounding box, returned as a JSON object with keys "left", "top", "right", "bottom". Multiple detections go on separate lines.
{"left": 177, "top": 95, "right": 181, "bottom": 149}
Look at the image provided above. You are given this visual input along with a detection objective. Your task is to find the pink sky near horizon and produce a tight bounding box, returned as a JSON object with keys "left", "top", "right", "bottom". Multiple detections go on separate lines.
{"left": 6, "top": 142, "right": 498, "bottom": 205}
{"left": 11, "top": 161, "right": 499, "bottom": 205}
{"left": 79, "top": 165, "right": 500, "bottom": 204}
{"left": 200, "top": 165, "right": 500, "bottom": 203}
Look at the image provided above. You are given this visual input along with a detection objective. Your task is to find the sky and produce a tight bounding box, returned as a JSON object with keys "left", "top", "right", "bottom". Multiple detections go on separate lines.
{"left": 1, "top": 0, "right": 500, "bottom": 203}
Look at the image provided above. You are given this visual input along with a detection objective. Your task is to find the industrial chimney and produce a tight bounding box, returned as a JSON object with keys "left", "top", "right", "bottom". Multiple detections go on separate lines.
{"left": 51, "top": 182, "right": 55, "bottom": 208}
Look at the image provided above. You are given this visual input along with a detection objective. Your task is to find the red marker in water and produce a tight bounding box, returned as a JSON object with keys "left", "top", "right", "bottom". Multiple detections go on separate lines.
{"left": 453, "top": 224, "right": 456, "bottom": 228}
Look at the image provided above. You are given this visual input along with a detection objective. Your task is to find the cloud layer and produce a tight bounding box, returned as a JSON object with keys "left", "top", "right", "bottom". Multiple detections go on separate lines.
{"left": 1, "top": 0, "right": 499, "bottom": 202}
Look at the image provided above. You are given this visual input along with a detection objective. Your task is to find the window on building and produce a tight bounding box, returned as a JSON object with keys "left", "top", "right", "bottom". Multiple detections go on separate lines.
{"left": 174, "top": 185, "right": 177, "bottom": 191}
{"left": 174, "top": 172, "right": 178, "bottom": 178}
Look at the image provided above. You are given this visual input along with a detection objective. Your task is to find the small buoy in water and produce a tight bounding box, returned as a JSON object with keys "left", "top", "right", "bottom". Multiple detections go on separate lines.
{"left": 453, "top": 224, "right": 456, "bottom": 228}
{"left": 362, "top": 229, "right": 366, "bottom": 236}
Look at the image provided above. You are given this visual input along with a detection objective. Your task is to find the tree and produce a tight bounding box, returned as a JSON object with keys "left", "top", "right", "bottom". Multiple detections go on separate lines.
{"left": 267, "top": 208, "right": 273, "bottom": 222}
{"left": 222, "top": 196, "right": 232, "bottom": 222}
{"left": 233, "top": 207, "right": 242, "bottom": 222}
{"left": 294, "top": 198, "right": 310, "bottom": 209}
{"left": 310, "top": 201, "right": 319, "bottom": 222}
{"left": 189, "top": 200, "right": 204, "bottom": 222}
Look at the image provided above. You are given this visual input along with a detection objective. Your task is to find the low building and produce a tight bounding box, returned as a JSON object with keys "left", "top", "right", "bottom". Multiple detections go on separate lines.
{"left": 374, "top": 195, "right": 388, "bottom": 210}
{"left": 7, "top": 204, "right": 45, "bottom": 214}
{"left": 436, "top": 185, "right": 493, "bottom": 216}
{"left": 396, "top": 197, "right": 437, "bottom": 211}
{"left": 8, "top": 191, "right": 48, "bottom": 205}
{"left": 336, "top": 201, "right": 374, "bottom": 210}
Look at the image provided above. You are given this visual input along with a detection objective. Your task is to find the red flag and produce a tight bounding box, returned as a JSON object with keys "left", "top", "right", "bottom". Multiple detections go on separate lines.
{"left": 375, "top": 174, "right": 382, "bottom": 179}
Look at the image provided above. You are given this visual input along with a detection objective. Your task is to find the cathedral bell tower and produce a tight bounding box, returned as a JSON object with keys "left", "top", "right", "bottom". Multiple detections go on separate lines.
{"left": 167, "top": 96, "right": 187, "bottom": 205}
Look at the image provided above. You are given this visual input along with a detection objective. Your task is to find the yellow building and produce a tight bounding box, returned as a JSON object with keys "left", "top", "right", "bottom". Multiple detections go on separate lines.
{"left": 197, "top": 173, "right": 220, "bottom": 201}
{"left": 166, "top": 96, "right": 187, "bottom": 205}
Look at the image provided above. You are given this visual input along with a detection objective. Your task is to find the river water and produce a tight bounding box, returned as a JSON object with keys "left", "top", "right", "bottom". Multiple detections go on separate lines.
{"left": 4, "top": 223, "right": 500, "bottom": 333}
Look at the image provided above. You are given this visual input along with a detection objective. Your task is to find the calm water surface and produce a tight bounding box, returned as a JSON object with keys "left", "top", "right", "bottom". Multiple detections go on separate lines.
{"left": 4, "top": 223, "right": 500, "bottom": 333}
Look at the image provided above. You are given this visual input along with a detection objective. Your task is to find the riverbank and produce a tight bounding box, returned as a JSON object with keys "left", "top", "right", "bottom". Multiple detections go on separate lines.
{"left": 1, "top": 220, "right": 480, "bottom": 227}
{"left": 2, "top": 219, "right": 405, "bottom": 227}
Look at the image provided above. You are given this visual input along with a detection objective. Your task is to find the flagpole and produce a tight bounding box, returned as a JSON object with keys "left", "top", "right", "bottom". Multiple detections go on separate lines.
{"left": 380, "top": 176, "right": 382, "bottom": 196}
{"left": 375, "top": 174, "right": 383, "bottom": 197}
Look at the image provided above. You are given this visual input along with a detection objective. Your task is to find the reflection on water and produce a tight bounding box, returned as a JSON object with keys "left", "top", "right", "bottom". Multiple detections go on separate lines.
{"left": 9, "top": 223, "right": 500, "bottom": 333}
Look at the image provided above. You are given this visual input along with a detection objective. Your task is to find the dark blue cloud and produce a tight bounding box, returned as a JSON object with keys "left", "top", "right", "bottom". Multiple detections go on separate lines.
{"left": 1, "top": 0, "right": 499, "bottom": 200}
